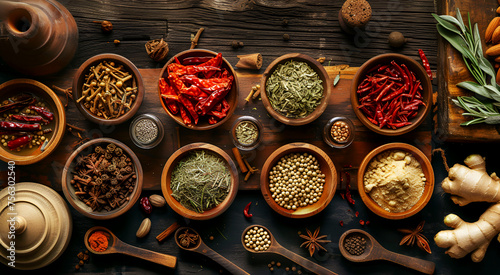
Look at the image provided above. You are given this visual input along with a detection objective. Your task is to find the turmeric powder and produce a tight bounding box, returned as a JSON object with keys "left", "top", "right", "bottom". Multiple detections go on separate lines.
{"left": 88, "top": 231, "right": 109, "bottom": 252}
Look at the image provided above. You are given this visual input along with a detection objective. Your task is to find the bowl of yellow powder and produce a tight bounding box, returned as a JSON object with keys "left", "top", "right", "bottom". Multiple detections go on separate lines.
{"left": 357, "top": 143, "right": 434, "bottom": 220}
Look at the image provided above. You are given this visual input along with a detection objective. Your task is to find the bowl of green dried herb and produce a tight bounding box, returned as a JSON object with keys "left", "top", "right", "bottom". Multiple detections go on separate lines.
{"left": 161, "top": 142, "right": 239, "bottom": 220}
{"left": 231, "top": 115, "right": 263, "bottom": 151}
{"left": 260, "top": 53, "right": 332, "bottom": 126}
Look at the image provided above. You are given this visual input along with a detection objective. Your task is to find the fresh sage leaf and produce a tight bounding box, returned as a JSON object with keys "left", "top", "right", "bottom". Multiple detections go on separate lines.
{"left": 433, "top": 13, "right": 461, "bottom": 34}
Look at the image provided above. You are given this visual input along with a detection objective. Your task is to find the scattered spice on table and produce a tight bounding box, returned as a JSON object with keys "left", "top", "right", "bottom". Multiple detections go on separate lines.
{"left": 299, "top": 227, "right": 331, "bottom": 256}
{"left": 244, "top": 226, "right": 271, "bottom": 251}
{"left": 243, "top": 202, "right": 253, "bottom": 218}
{"left": 170, "top": 150, "right": 231, "bottom": 213}
{"left": 266, "top": 60, "right": 324, "bottom": 118}
{"left": 330, "top": 120, "right": 350, "bottom": 143}
{"left": 159, "top": 53, "right": 234, "bottom": 125}
{"left": 70, "top": 142, "right": 137, "bottom": 211}
{"left": 88, "top": 231, "right": 109, "bottom": 252}
{"left": 93, "top": 20, "right": 113, "bottom": 32}
{"left": 398, "top": 221, "right": 431, "bottom": 254}
{"left": 363, "top": 150, "right": 426, "bottom": 213}
{"left": 78, "top": 60, "right": 138, "bottom": 119}
{"left": 269, "top": 152, "right": 325, "bottom": 210}
{"left": 235, "top": 120, "right": 259, "bottom": 146}
{"left": 156, "top": 222, "right": 181, "bottom": 242}
{"left": 139, "top": 196, "right": 152, "bottom": 214}
{"left": 344, "top": 234, "right": 367, "bottom": 256}
{"left": 356, "top": 60, "right": 425, "bottom": 129}
{"left": 0, "top": 93, "right": 54, "bottom": 151}
{"left": 177, "top": 228, "right": 200, "bottom": 248}
{"left": 145, "top": 38, "right": 169, "bottom": 62}
{"left": 418, "top": 49, "right": 432, "bottom": 80}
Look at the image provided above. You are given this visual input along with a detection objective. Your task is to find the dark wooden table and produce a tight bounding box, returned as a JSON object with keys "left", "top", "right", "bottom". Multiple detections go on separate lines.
{"left": 2, "top": 0, "right": 500, "bottom": 274}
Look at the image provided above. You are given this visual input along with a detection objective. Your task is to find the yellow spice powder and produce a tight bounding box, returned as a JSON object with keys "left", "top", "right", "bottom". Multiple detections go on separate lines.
{"left": 363, "top": 150, "right": 426, "bottom": 213}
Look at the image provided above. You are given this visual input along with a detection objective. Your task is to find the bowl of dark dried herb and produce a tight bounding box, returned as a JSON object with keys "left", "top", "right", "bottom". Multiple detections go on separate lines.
{"left": 260, "top": 53, "right": 332, "bottom": 126}
{"left": 161, "top": 142, "right": 239, "bottom": 220}
{"left": 61, "top": 138, "right": 143, "bottom": 220}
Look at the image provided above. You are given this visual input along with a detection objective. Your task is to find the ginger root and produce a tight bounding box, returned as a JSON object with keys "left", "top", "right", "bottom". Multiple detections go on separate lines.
{"left": 435, "top": 154, "right": 500, "bottom": 262}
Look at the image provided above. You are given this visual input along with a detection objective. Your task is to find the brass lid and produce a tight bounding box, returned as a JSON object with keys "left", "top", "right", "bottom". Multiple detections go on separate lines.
{"left": 0, "top": 182, "right": 72, "bottom": 270}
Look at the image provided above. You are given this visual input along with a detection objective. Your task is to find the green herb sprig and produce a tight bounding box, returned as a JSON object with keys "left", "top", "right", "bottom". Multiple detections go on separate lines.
{"left": 433, "top": 8, "right": 500, "bottom": 125}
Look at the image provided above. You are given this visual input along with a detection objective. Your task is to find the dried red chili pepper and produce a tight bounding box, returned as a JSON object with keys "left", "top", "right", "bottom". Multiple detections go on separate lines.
{"left": 159, "top": 78, "right": 179, "bottom": 114}
{"left": 339, "top": 221, "right": 344, "bottom": 226}
{"left": 180, "top": 75, "right": 233, "bottom": 93}
{"left": 0, "top": 121, "right": 41, "bottom": 131}
{"left": 418, "top": 49, "right": 432, "bottom": 80}
{"left": 28, "top": 106, "right": 54, "bottom": 121}
{"left": 168, "top": 63, "right": 220, "bottom": 77}
{"left": 195, "top": 83, "right": 233, "bottom": 116}
{"left": 10, "top": 114, "right": 49, "bottom": 124}
{"left": 244, "top": 202, "right": 253, "bottom": 218}
{"left": 139, "top": 197, "right": 152, "bottom": 215}
{"left": 7, "top": 135, "right": 31, "bottom": 150}
{"left": 181, "top": 56, "right": 213, "bottom": 65}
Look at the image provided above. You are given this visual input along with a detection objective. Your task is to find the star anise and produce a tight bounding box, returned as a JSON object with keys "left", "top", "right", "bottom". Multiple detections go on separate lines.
{"left": 299, "top": 227, "right": 331, "bottom": 257}
{"left": 398, "top": 221, "right": 431, "bottom": 254}
{"left": 178, "top": 229, "right": 199, "bottom": 248}
{"left": 86, "top": 155, "right": 103, "bottom": 175}
{"left": 86, "top": 189, "right": 106, "bottom": 211}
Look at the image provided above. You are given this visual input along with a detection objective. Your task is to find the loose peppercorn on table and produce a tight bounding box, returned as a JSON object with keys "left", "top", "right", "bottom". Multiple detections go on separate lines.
{"left": 2, "top": 0, "right": 500, "bottom": 274}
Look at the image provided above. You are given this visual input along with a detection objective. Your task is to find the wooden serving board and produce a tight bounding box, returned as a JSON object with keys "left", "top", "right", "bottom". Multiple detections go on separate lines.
{"left": 436, "top": 0, "right": 500, "bottom": 142}
{"left": 5, "top": 66, "right": 432, "bottom": 191}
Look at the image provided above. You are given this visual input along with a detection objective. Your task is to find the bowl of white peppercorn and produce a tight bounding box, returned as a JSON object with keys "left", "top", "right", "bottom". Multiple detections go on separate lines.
{"left": 357, "top": 142, "right": 434, "bottom": 220}
{"left": 260, "top": 142, "right": 338, "bottom": 218}
{"left": 230, "top": 116, "right": 262, "bottom": 151}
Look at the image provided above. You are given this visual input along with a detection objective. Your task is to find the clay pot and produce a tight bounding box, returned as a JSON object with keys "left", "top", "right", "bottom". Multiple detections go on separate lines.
{"left": 0, "top": 0, "right": 78, "bottom": 76}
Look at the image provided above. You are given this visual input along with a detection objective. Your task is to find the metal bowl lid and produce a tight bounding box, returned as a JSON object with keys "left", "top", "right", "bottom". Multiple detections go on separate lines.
{"left": 0, "top": 182, "right": 72, "bottom": 270}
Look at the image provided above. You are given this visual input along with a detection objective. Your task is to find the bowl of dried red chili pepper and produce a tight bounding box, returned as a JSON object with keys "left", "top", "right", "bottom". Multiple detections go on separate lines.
{"left": 350, "top": 53, "right": 432, "bottom": 136}
{"left": 0, "top": 79, "right": 66, "bottom": 165}
{"left": 158, "top": 49, "right": 238, "bottom": 130}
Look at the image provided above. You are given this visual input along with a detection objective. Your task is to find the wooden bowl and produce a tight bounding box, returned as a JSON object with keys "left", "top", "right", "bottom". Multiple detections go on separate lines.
{"left": 0, "top": 79, "right": 66, "bottom": 165}
{"left": 350, "top": 53, "right": 432, "bottom": 136}
{"left": 260, "top": 53, "right": 332, "bottom": 126}
{"left": 161, "top": 143, "right": 239, "bottom": 220}
{"left": 61, "top": 138, "right": 143, "bottom": 220}
{"left": 158, "top": 49, "right": 239, "bottom": 130}
{"left": 260, "top": 143, "right": 338, "bottom": 218}
{"left": 72, "top": 53, "right": 144, "bottom": 125}
{"left": 357, "top": 143, "right": 434, "bottom": 220}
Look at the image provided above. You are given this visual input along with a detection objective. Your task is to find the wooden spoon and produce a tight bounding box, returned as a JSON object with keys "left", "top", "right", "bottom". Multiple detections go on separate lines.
{"left": 241, "top": 225, "right": 338, "bottom": 275}
{"left": 84, "top": 226, "right": 176, "bottom": 269}
{"left": 339, "top": 229, "right": 435, "bottom": 274}
{"left": 174, "top": 227, "right": 250, "bottom": 275}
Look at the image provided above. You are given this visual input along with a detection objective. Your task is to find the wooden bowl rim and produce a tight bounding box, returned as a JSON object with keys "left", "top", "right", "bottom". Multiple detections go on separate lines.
{"left": 72, "top": 53, "right": 145, "bottom": 126}
{"left": 350, "top": 53, "right": 432, "bottom": 136}
{"left": 0, "top": 79, "right": 66, "bottom": 165}
{"left": 161, "top": 142, "right": 239, "bottom": 220}
{"left": 61, "top": 137, "right": 143, "bottom": 220}
{"left": 356, "top": 142, "right": 434, "bottom": 220}
{"left": 158, "top": 49, "right": 239, "bottom": 130}
{"left": 260, "top": 142, "right": 338, "bottom": 218}
{"left": 260, "top": 53, "right": 332, "bottom": 126}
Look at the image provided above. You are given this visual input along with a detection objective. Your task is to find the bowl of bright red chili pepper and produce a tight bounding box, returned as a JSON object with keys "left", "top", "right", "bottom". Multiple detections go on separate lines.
{"left": 0, "top": 79, "right": 66, "bottom": 165}
{"left": 158, "top": 49, "right": 238, "bottom": 130}
{"left": 350, "top": 53, "right": 432, "bottom": 136}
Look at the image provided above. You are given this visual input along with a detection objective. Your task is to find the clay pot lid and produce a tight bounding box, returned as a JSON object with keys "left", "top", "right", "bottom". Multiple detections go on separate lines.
{"left": 0, "top": 182, "right": 72, "bottom": 270}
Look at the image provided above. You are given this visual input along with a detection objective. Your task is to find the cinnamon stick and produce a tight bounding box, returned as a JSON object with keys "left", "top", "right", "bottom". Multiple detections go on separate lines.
{"left": 235, "top": 53, "right": 262, "bottom": 70}
{"left": 232, "top": 147, "right": 248, "bottom": 173}
{"left": 156, "top": 222, "right": 181, "bottom": 242}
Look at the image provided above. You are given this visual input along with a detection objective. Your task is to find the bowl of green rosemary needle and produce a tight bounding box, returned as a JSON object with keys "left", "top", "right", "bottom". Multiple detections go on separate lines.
{"left": 161, "top": 142, "right": 239, "bottom": 220}
{"left": 260, "top": 53, "right": 332, "bottom": 126}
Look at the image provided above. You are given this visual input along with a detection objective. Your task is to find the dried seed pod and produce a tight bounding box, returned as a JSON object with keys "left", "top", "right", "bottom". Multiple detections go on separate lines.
{"left": 93, "top": 20, "right": 113, "bottom": 32}
{"left": 149, "top": 194, "right": 166, "bottom": 207}
{"left": 136, "top": 218, "right": 151, "bottom": 238}
{"left": 145, "top": 38, "right": 169, "bottom": 62}
{"left": 493, "top": 26, "right": 500, "bottom": 44}
{"left": 485, "top": 17, "right": 500, "bottom": 43}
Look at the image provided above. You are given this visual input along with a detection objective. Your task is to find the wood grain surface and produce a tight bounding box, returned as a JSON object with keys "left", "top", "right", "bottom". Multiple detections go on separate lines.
{"left": 436, "top": 0, "right": 500, "bottom": 141}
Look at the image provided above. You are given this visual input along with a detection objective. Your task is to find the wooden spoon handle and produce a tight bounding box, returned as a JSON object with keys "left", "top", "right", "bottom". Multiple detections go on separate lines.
{"left": 118, "top": 242, "right": 177, "bottom": 269}
{"left": 199, "top": 244, "right": 250, "bottom": 275}
{"left": 382, "top": 250, "right": 435, "bottom": 274}
{"left": 276, "top": 246, "right": 337, "bottom": 275}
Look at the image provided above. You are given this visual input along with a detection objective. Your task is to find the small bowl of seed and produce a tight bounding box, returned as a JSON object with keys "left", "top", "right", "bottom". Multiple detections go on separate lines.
{"left": 129, "top": 113, "right": 164, "bottom": 149}
{"left": 230, "top": 116, "right": 262, "bottom": 151}
{"left": 260, "top": 142, "right": 338, "bottom": 218}
{"left": 323, "top": 117, "right": 355, "bottom": 149}
{"left": 61, "top": 138, "right": 143, "bottom": 220}
{"left": 72, "top": 53, "right": 145, "bottom": 125}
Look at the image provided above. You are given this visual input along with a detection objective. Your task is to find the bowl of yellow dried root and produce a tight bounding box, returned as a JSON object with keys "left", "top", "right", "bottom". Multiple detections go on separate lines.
{"left": 357, "top": 142, "right": 434, "bottom": 220}
{"left": 72, "top": 53, "right": 144, "bottom": 125}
